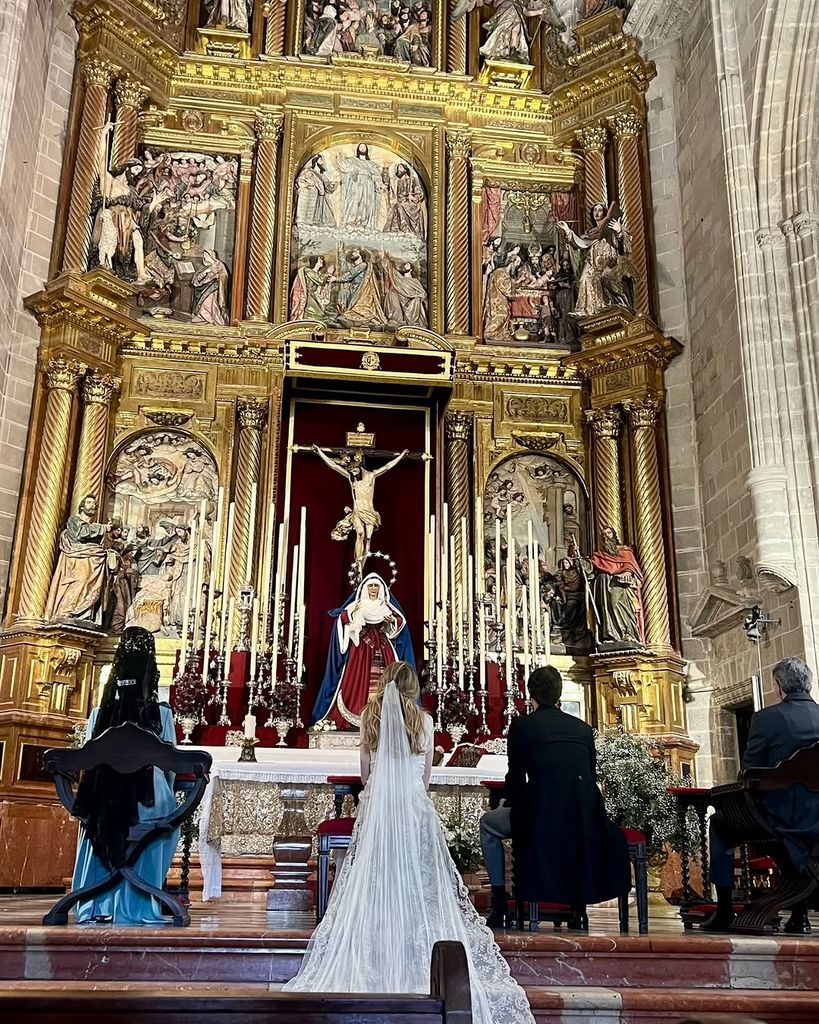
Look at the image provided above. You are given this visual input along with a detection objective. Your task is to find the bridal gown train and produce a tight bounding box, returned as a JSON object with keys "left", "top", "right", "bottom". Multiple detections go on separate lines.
{"left": 284, "top": 684, "right": 534, "bottom": 1024}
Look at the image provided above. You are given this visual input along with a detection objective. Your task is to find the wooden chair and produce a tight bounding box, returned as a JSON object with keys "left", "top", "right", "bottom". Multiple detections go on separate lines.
{"left": 316, "top": 816, "right": 356, "bottom": 922}
{"left": 327, "top": 774, "right": 364, "bottom": 818}
{"left": 41, "top": 722, "right": 212, "bottom": 927}
{"left": 0, "top": 940, "right": 473, "bottom": 1023}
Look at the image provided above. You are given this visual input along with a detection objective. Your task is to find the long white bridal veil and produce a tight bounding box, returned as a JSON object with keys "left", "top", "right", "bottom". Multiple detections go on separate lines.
{"left": 285, "top": 682, "right": 535, "bottom": 1024}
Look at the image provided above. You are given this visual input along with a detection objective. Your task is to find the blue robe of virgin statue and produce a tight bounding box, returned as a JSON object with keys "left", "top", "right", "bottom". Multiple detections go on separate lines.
{"left": 311, "top": 580, "right": 416, "bottom": 726}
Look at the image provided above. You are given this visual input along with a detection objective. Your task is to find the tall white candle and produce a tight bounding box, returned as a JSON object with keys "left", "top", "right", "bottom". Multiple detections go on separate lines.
{"left": 297, "top": 603, "right": 307, "bottom": 678}
{"left": 428, "top": 514, "right": 436, "bottom": 633}
{"left": 219, "top": 502, "right": 236, "bottom": 648}
{"left": 249, "top": 596, "right": 260, "bottom": 683}
{"left": 441, "top": 503, "right": 449, "bottom": 624}
{"left": 494, "top": 516, "right": 502, "bottom": 630}
{"left": 243, "top": 712, "right": 256, "bottom": 740}
{"left": 533, "top": 538, "right": 543, "bottom": 663}
{"left": 192, "top": 500, "right": 209, "bottom": 652}
{"left": 270, "top": 522, "right": 286, "bottom": 662}
{"left": 297, "top": 506, "right": 307, "bottom": 612}
{"left": 259, "top": 500, "right": 276, "bottom": 650}
{"left": 245, "top": 480, "right": 258, "bottom": 586}
{"left": 201, "top": 487, "right": 224, "bottom": 685}
{"left": 505, "top": 504, "right": 514, "bottom": 688}
{"left": 544, "top": 607, "right": 551, "bottom": 665}
{"left": 449, "top": 533, "right": 458, "bottom": 636}
{"left": 288, "top": 544, "right": 299, "bottom": 655}
{"left": 467, "top": 553, "right": 475, "bottom": 657}
{"left": 476, "top": 496, "right": 485, "bottom": 594}
{"left": 522, "top": 588, "right": 531, "bottom": 682}
{"left": 224, "top": 597, "right": 236, "bottom": 674}
{"left": 457, "top": 579, "right": 465, "bottom": 689}
{"left": 478, "top": 601, "right": 487, "bottom": 695}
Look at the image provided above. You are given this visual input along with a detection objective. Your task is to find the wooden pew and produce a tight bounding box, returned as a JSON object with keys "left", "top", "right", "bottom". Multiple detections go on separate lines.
{"left": 0, "top": 940, "right": 473, "bottom": 1024}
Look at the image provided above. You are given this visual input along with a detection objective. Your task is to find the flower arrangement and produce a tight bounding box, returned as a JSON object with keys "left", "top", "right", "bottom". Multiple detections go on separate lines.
{"left": 69, "top": 721, "right": 87, "bottom": 748}
{"left": 173, "top": 660, "right": 207, "bottom": 720}
{"left": 595, "top": 729, "right": 699, "bottom": 857}
{"left": 266, "top": 681, "right": 300, "bottom": 722}
{"left": 440, "top": 806, "right": 483, "bottom": 875}
{"left": 441, "top": 686, "right": 471, "bottom": 727}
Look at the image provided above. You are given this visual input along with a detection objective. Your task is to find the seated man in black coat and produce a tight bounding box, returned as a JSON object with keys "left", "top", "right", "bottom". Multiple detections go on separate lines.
{"left": 479, "top": 666, "right": 630, "bottom": 928}
{"left": 705, "top": 656, "right": 819, "bottom": 930}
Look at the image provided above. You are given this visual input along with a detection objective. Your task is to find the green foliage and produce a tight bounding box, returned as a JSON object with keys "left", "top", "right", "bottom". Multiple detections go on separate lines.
{"left": 440, "top": 805, "right": 483, "bottom": 875}
{"left": 595, "top": 729, "right": 699, "bottom": 857}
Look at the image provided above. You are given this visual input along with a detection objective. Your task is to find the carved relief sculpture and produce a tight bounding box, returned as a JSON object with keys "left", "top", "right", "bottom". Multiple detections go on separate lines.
{"left": 44, "top": 495, "right": 111, "bottom": 625}
{"left": 559, "top": 201, "right": 636, "bottom": 317}
{"left": 452, "top": 0, "right": 564, "bottom": 64}
{"left": 589, "top": 524, "right": 645, "bottom": 650}
{"left": 302, "top": 0, "right": 433, "bottom": 64}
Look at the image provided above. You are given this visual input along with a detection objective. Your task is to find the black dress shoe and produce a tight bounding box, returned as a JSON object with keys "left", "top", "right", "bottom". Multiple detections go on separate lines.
{"left": 485, "top": 907, "right": 507, "bottom": 929}
{"left": 699, "top": 911, "right": 735, "bottom": 932}
{"left": 568, "top": 910, "right": 589, "bottom": 931}
{"left": 784, "top": 914, "right": 812, "bottom": 934}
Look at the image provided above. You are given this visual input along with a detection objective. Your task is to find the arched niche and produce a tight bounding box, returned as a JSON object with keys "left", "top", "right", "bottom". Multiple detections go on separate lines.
{"left": 289, "top": 138, "right": 429, "bottom": 335}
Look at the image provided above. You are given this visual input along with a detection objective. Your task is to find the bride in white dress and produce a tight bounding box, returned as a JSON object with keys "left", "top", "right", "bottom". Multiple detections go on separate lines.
{"left": 284, "top": 662, "right": 534, "bottom": 1024}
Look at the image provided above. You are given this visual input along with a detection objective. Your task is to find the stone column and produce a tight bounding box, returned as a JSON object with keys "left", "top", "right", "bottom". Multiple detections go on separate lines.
{"left": 609, "top": 109, "right": 650, "bottom": 315}
{"left": 228, "top": 397, "right": 268, "bottom": 601}
{"left": 575, "top": 124, "right": 608, "bottom": 209}
{"left": 445, "top": 130, "right": 471, "bottom": 336}
{"left": 625, "top": 397, "right": 672, "bottom": 651}
{"left": 71, "top": 373, "right": 121, "bottom": 510}
{"left": 447, "top": 0, "right": 467, "bottom": 74}
{"left": 110, "top": 76, "right": 149, "bottom": 169}
{"left": 245, "top": 112, "right": 284, "bottom": 321}
{"left": 264, "top": 0, "right": 287, "bottom": 54}
{"left": 445, "top": 410, "right": 472, "bottom": 586}
{"left": 62, "top": 57, "right": 118, "bottom": 273}
{"left": 17, "top": 358, "right": 85, "bottom": 622}
{"left": 585, "top": 406, "right": 624, "bottom": 545}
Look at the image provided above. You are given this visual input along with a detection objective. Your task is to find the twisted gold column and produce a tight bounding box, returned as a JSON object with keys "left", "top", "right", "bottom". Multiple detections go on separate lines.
{"left": 625, "top": 397, "right": 672, "bottom": 651}
{"left": 585, "top": 407, "right": 624, "bottom": 544}
{"left": 575, "top": 124, "right": 608, "bottom": 210}
{"left": 264, "top": 0, "right": 287, "bottom": 54}
{"left": 246, "top": 112, "right": 283, "bottom": 321}
{"left": 610, "top": 109, "right": 650, "bottom": 315}
{"left": 62, "top": 58, "right": 117, "bottom": 273}
{"left": 71, "top": 374, "right": 121, "bottom": 510}
{"left": 445, "top": 410, "right": 472, "bottom": 588}
{"left": 110, "top": 77, "right": 149, "bottom": 169}
{"left": 228, "top": 397, "right": 268, "bottom": 601}
{"left": 447, "top": 0, "right": 467, "bottom": 74}
{"left": 17, "top": 359, "right": 85, "bottom": 622}
{"left": 445, "top": 130, "right": 471, "bottom": 336}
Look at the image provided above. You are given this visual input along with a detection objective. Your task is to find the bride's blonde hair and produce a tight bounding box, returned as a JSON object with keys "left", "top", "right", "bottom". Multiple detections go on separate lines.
{"left": 360, "top": 661, "right": 428, "bottom": 755}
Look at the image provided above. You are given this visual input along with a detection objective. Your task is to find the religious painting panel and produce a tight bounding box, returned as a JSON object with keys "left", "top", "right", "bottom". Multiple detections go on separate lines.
{"left": 89, "top": 146, "right": 239, "bottom": 325}
{"left": 482, "top": 453, "right": 591, "bottom": 653}
{"left": 301, "top": 0, "right": 434, "bottom": 66}
{"left": 289, "top": 141, "right": 429, "bottom": 335}
{"left": 481, "top": 185, "right": 579, "bottom": 348}
{"left": 102, "top": 430, "right": 219, "bottom": 638}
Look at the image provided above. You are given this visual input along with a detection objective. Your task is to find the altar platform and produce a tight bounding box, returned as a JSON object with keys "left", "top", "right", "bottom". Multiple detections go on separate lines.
{"left": 2, "top": 896, "right": 818, "bottom": 1022}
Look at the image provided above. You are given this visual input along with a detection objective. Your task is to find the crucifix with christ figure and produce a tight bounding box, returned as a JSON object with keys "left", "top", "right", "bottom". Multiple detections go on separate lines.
{"left": 293, "top": 423, "right": 430, "bottom": 582}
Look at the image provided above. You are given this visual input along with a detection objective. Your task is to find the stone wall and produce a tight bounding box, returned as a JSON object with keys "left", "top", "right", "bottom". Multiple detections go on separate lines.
{"left": 0, "top": 0, "right": 75, "bottom": 608}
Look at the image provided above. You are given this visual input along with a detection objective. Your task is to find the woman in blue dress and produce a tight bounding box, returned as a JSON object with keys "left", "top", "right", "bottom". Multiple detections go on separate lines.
{"left": 71, "top": 626, "right": 179, "bottom": 924}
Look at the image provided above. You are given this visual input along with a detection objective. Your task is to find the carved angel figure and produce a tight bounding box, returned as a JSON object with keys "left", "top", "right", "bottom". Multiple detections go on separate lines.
{"left": 452, "top": 0, "right": 564, "bottom": 64}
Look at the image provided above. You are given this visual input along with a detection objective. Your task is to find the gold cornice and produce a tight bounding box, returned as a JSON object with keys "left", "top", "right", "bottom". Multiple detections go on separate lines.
{"left": 563, "top": 309, "right": 682, "bottom": 387}
{"left": 457, "top": 348, "right": 583, "bottom": 385}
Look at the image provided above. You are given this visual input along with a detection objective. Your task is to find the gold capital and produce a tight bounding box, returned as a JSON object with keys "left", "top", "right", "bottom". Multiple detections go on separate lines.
{"left": 624, "top": 396, "right": 662, "bottom": 430}
{"left": 575, "top": 124, "right": 608, "bottom": 151}
{"left": 82, "top": 57, "right": 118, "bottom": 90}
{"left": 237, "top": 396, "right": 268, "bottom": 430}
{"left": 82, "top": 373, "right": 121, "bottom": 405}
{"left": 445, "top": 410, "right": 472, "bottom": 443}
{"left": 446, "top": 130, "right": 471, "bottom": 161}
{"left": 114, "top": 76, "right": 150, "bottom": 110}
{"left": 609, "top": 109, "right": 643, "bottom": 140}
{"left": 585, "top": 406, "right": 622, "bottom": 440}
{"left": 44, "top": 358, "right": 85, "bottom": 392}
{"left": 254, "top": 111, "right": 284, "bottom": 143}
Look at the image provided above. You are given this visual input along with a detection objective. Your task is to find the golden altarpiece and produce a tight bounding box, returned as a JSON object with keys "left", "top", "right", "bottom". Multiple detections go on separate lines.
{"left": 0, "top": 0, "right": 695, "bottom": 886}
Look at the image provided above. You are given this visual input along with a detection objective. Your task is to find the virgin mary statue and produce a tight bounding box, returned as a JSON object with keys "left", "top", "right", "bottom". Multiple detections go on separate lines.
{"left": 311, "top": 573, "right": 415, "bottom": 729}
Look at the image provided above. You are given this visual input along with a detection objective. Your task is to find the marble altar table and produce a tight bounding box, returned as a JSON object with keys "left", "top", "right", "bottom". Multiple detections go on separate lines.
{"left": 197, "top": 747, "right": 507, "bottom": 900}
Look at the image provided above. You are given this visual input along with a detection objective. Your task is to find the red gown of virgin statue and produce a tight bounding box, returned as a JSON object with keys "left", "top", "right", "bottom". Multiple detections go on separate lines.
{"left": 311, "top": 573, "right": 416, "bottom": 729}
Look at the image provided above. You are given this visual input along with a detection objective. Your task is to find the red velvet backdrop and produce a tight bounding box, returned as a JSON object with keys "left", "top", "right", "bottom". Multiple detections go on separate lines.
{"left": 283, "top": 394, "right": 433, "bottom": 742}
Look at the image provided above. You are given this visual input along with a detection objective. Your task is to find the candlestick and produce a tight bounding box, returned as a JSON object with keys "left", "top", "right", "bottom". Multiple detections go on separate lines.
{"left": 246, "top": 480, "right": 257, "bottom": 585}
{"left": 219, "top": 502, "right": 236, "bottom": 649}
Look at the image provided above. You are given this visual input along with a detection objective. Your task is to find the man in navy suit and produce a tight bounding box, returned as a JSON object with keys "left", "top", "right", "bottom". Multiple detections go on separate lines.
{"left": 705, "top": 656, "right": 819, "bottom": 930}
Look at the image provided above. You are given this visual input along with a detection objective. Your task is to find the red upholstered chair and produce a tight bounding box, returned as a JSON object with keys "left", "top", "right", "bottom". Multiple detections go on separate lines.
{"left": 316, "top": 816, "right": 356, "bottom": 922}
{"left": 619, "top": 827, "right": 649, "bottom": 935}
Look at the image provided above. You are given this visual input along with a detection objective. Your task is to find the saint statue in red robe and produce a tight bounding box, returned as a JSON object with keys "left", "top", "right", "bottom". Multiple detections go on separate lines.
{"left": 589, "top": 526, "right": 645, "bottom": 648}
{"left": 311, "top": 573, "right": 416, "bottom": 730}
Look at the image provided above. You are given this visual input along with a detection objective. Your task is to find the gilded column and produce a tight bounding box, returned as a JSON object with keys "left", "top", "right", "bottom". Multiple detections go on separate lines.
{"left": 230, "top": 149, "right": 253, "bottom": 324}
{"left": 609, "top": 109, "right": 650, "bottom": 315}
{"left": 228, "top": 397, "right": 268, "bottom": 601}
{"left": 585, "top": 407, "right": 624, "bottom": 545}
{"left": 110, "top": 76, "right": 149, "bottom": 169}
{"left": 245, "top": 112, "right": 284, "bottom": 321}
{"left": 445, "top": 130, "right": 471, "bottom": 336}
{"left": 62, "top": 57, "right": 118, "bottom": 273}
{"left": 71, "top": 373, "right": 121, "bottom": 510}
{"left": 447, "top": 0, "right": 467, "bottom": 74}
{"left": 264, "top": 0, "right": 287, "bottom": 54}
{"left": 17, "top": 358, "right": 85, "bottom": 622}
{"left": 625, "top": 397, "right": 672, "bottom": 651}
{"left": 445, "top": 410, "right": 472, "bottom": 586}
{"left": 575, "top": 124, "right": 608, "bottom": 209}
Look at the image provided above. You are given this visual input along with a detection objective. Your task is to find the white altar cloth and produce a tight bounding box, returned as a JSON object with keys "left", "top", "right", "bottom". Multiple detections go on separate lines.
{"left": 198, "top": 746, "right": 507, "bottom": 900}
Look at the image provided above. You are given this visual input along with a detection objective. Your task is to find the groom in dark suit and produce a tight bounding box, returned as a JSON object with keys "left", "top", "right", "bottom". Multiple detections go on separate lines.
{"left": 705, "top": 656, "right": 819, "bottom": 930}
{"left": 480, "top": 666, "right": 630, "bottom": 928}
